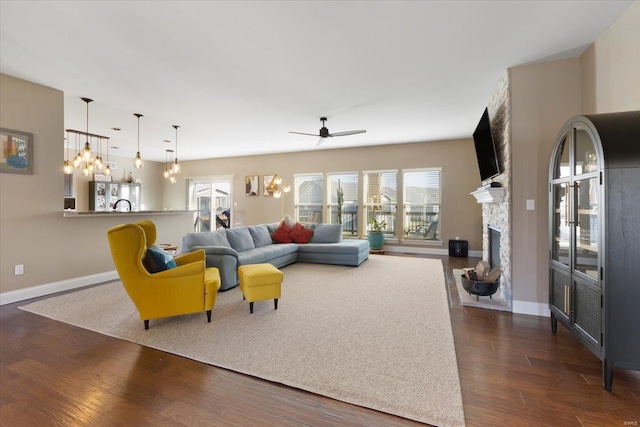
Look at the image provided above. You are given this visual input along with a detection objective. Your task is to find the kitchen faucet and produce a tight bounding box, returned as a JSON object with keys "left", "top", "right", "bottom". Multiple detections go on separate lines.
{"left": 113, "top": 199, "right": 132, "bottom": 212}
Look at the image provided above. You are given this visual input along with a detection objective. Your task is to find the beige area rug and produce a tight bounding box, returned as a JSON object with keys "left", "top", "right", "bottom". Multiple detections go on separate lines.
{"left": 453, "top": 269, "right": 510, "bottom": 312}
{"left": 21, "top": 256, "right": 465, "bottom": 427}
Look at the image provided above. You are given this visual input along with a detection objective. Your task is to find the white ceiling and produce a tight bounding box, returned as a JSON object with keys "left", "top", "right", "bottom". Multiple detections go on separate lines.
{"left": 0, "top": 1, "right": 633, "bottom": 162}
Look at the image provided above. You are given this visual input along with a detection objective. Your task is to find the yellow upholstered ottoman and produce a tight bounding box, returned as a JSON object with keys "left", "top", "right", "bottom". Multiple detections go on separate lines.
{"left": 238, "top": 263, "right": 283, "bottom": 313}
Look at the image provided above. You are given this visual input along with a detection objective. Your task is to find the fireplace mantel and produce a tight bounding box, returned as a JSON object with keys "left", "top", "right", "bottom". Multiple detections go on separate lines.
{"left": 471, "top": 186, "right": 505, "bottom": 204}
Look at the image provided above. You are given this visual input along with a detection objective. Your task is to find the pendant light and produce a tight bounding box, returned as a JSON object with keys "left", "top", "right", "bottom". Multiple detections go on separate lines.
{"left": 72, "top": 132, "right": 82, "bottom": 169}
{"left": 63, "top": 131, "right": 73, "bottom": 174}
{"left": 81, "top": 98, "right": 93, "bottom": 161}
{"left": 103, "top": 137, "right": 112, "bottom": 176}
{"left": 171, "top": 125, "right": 181, "bottom": 174}
{"left": 94, "top": 135, "right": 104, "bottom": 170}
{"left": 163, "top": 149, "right": 173, "bottom": 179}
{"left": 134, "top": 113, "right": 143, "bottom": 168}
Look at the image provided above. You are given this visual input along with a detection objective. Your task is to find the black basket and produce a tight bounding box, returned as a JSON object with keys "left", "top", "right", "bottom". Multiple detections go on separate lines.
{"left": 461, "top": 274, "right": 500, "bottom": 301}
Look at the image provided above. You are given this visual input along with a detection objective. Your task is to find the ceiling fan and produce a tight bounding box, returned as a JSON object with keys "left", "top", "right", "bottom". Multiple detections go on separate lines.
{"left": 289, "top": 117, "right": 366, "bottom": 146}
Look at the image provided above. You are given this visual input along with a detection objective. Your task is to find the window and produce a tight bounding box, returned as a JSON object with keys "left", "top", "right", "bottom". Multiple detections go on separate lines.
{"left": 327, "top": 173, "right": 358, "bottom": 235}
{"left": 363, "top": 170, "right": 397, "bottom": 236}
{"left": 403, "top": 169, "right": 441, "bottom": 240}
{"left": 294, "top": 173, "right": 323, "bottom": 223}
{"left": 189, "top": 178, "right": 232, "bottom": 231}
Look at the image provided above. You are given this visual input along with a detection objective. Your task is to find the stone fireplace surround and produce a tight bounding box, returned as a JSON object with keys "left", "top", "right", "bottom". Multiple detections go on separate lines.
{"left": 473, "top": 71, "right": 512, "bottom": 310}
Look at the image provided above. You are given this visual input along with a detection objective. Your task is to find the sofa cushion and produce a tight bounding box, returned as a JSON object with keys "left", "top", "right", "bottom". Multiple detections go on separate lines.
{"left": 248, "top": 224, "right": 273, "bottom": 248}
{"left": 272, "top": 221, "right": 293, "bottom": 243}
{"left": 143, "top": 246, "right": 177, "bottom": 273}
{"left": 290, "top": 222, "right": 314, "bottom": 244}
{"left": 226, "top": 227, "right": 256, "bottom": 252}
{"left": 237, "top": 248, "right": 269, "bottom": 266}
{"left": 183, "top": 229, "right": 231, "bottom": 249}
{"left": 266, "top": 221, "right": 280, "bottom": 235}
{"left": 310, "top": 223, "right": 343, "bottom": 243}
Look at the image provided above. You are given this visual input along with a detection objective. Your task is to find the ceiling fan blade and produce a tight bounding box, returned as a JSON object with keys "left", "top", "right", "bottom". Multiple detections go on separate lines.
{"left": 316, "top": 137, "right": 325, "bottom": 146}
{"left": 328, "top": 130, "right": 367, "bottom": 137}
{"left": 289, "top": 131, "right": 320, "bottom": 137}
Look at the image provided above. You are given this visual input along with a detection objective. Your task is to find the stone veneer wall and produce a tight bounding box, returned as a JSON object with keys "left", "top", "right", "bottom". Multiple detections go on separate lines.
{"left": 482, "top": 70, "right": 512, "bottom": 308}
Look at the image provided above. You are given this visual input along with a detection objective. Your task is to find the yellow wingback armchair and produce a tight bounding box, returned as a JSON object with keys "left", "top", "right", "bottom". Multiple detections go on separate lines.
{"left": 107, "top": 220, "right": 221, "bottom": 329}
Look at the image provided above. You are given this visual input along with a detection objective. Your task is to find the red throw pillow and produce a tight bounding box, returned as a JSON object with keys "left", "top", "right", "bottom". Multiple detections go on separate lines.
{"left": 290, "top": 222, "right": 314, "bottom": 244}
{"left": 271, "top": 221, "right": 293, "bottom": 243}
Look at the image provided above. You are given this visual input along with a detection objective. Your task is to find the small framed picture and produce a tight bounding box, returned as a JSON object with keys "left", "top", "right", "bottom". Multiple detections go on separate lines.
{"left": 245, "top": 175, "right": 259, "bottom": 196}
{"left": 1, "top": 128, "right": 33, "bottom": 174}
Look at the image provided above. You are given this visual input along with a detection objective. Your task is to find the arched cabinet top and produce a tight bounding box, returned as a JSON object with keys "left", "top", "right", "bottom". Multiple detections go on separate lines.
{"left": 580, "top": 111, "right": 640, "bottom": 170}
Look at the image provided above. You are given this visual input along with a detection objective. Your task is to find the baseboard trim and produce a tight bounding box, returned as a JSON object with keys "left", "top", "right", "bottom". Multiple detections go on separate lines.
{"left": 0, "top": 271, "right": 118, "bottom": 306}
{"left": 385, "top": 246, "right": 482, "bottom": 258}
{"left": 512, "top": 300, "right": 550, "bottom": 317}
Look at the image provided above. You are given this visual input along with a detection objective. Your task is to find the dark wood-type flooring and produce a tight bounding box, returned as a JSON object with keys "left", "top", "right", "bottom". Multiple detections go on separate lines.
{"left": 1, "top": 254, "right": 639, "bottom": 426}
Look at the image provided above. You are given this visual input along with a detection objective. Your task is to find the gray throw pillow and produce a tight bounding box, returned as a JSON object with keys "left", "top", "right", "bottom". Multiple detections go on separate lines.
{"left": 310, "top": 223, "right": 343, "bottom": 243}
{"left": 248, "top": 224, "right": 273, "bottom": 248}
{"left": 226, "top": 227, "right": 256, "bottom": 252}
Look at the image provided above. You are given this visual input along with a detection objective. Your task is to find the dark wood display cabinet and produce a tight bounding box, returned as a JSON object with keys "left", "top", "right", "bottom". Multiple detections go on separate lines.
{"left": 548, "top": 111, "right": 640, "bottom": 391}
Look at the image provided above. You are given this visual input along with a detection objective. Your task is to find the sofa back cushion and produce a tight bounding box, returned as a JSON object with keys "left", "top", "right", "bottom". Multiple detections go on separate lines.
{"left": 182, "top": 229, "right": 231, "bottom": 249}
{"left": 226, "top": 227, "right": 256, "bottom": 252}
{"left": 248, "top": 224, "right": 273, "bottom": 248}
{"left": 310, "top": 223, "right": 343, "bottom": 243}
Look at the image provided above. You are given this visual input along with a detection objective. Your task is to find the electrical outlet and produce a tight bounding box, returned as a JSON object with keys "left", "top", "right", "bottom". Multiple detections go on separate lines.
{"left": 15, "top": 264, "right": 24, "bottom": 275}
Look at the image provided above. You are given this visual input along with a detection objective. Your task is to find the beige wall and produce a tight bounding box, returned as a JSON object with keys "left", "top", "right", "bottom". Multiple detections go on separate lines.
{"left": 165, "top": 139, "right": 483, "bottom": 251}
{"left": 508, "top": 1, "right": 639, "bottom": 310}
{"left": 581, "top": 1, "right": 640, "bottom": 114}
{"left": 510, "top": 59, "right": 582, "bottom": 306}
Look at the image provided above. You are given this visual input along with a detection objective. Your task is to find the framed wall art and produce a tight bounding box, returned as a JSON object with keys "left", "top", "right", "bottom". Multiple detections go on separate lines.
{"left": 1, "top": 128, "right": 33, "bottom": 174}
{"left": 245, "top": 175, "right": 259, "bottom": 196}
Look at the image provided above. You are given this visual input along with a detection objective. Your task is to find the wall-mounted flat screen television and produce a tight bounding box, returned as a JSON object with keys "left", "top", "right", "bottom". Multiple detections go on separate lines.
{"left": 472, "top": 107, "right": 501, "bottom": 181}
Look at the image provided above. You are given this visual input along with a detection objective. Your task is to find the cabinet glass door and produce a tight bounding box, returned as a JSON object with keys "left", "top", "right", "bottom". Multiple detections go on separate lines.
{"left": 574, "top": 128, "right": 598, "bottom": 175}
{"left": 574, "top": 176, "right": 599, "bottom": 279}
{"left": 551, "top": 183, "right": 570, "bottom": 267}
{"left": 553, "top": 133, "right": 571, "bottom": 179}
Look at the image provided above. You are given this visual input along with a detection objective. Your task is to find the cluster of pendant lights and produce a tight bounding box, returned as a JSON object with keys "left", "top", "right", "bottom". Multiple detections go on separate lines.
{"left": 63, "top": 97, "right": 181, "bottom": 183}
{"left": 63, "top": 98, "right": 112, "bottom": 176}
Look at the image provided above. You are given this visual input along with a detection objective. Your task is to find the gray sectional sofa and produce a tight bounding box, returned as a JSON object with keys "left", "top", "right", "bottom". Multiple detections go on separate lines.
{"left": 181, "top": 222, "right": 370, "bottom": 290}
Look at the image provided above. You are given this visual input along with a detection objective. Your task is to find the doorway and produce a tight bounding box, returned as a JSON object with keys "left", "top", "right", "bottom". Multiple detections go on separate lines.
{"left": 190, "top": 177, "right": 233, "bottom": 232}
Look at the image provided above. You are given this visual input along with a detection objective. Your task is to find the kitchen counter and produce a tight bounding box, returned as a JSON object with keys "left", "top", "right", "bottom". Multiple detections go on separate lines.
{"left": 63, "top": 210, "right": 197, "bottom": 218}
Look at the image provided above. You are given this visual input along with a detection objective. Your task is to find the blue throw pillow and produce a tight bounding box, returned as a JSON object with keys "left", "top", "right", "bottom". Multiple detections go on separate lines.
{"left": 143, "top": 246, "right": 177, "bottom": 273}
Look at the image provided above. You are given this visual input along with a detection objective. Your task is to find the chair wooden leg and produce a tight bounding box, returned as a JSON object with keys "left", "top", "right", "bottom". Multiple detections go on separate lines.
{"left": 274, "top": 298, "right": 278, "bottom": 310}
{"left": 206, "top": 310, "right": 212, "bottom": 323}
{"left": 249, "top": 302, "right": 254, "bottom": 314}
{"left": 144, "top": 320, "right": 149, "bottom": 330}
